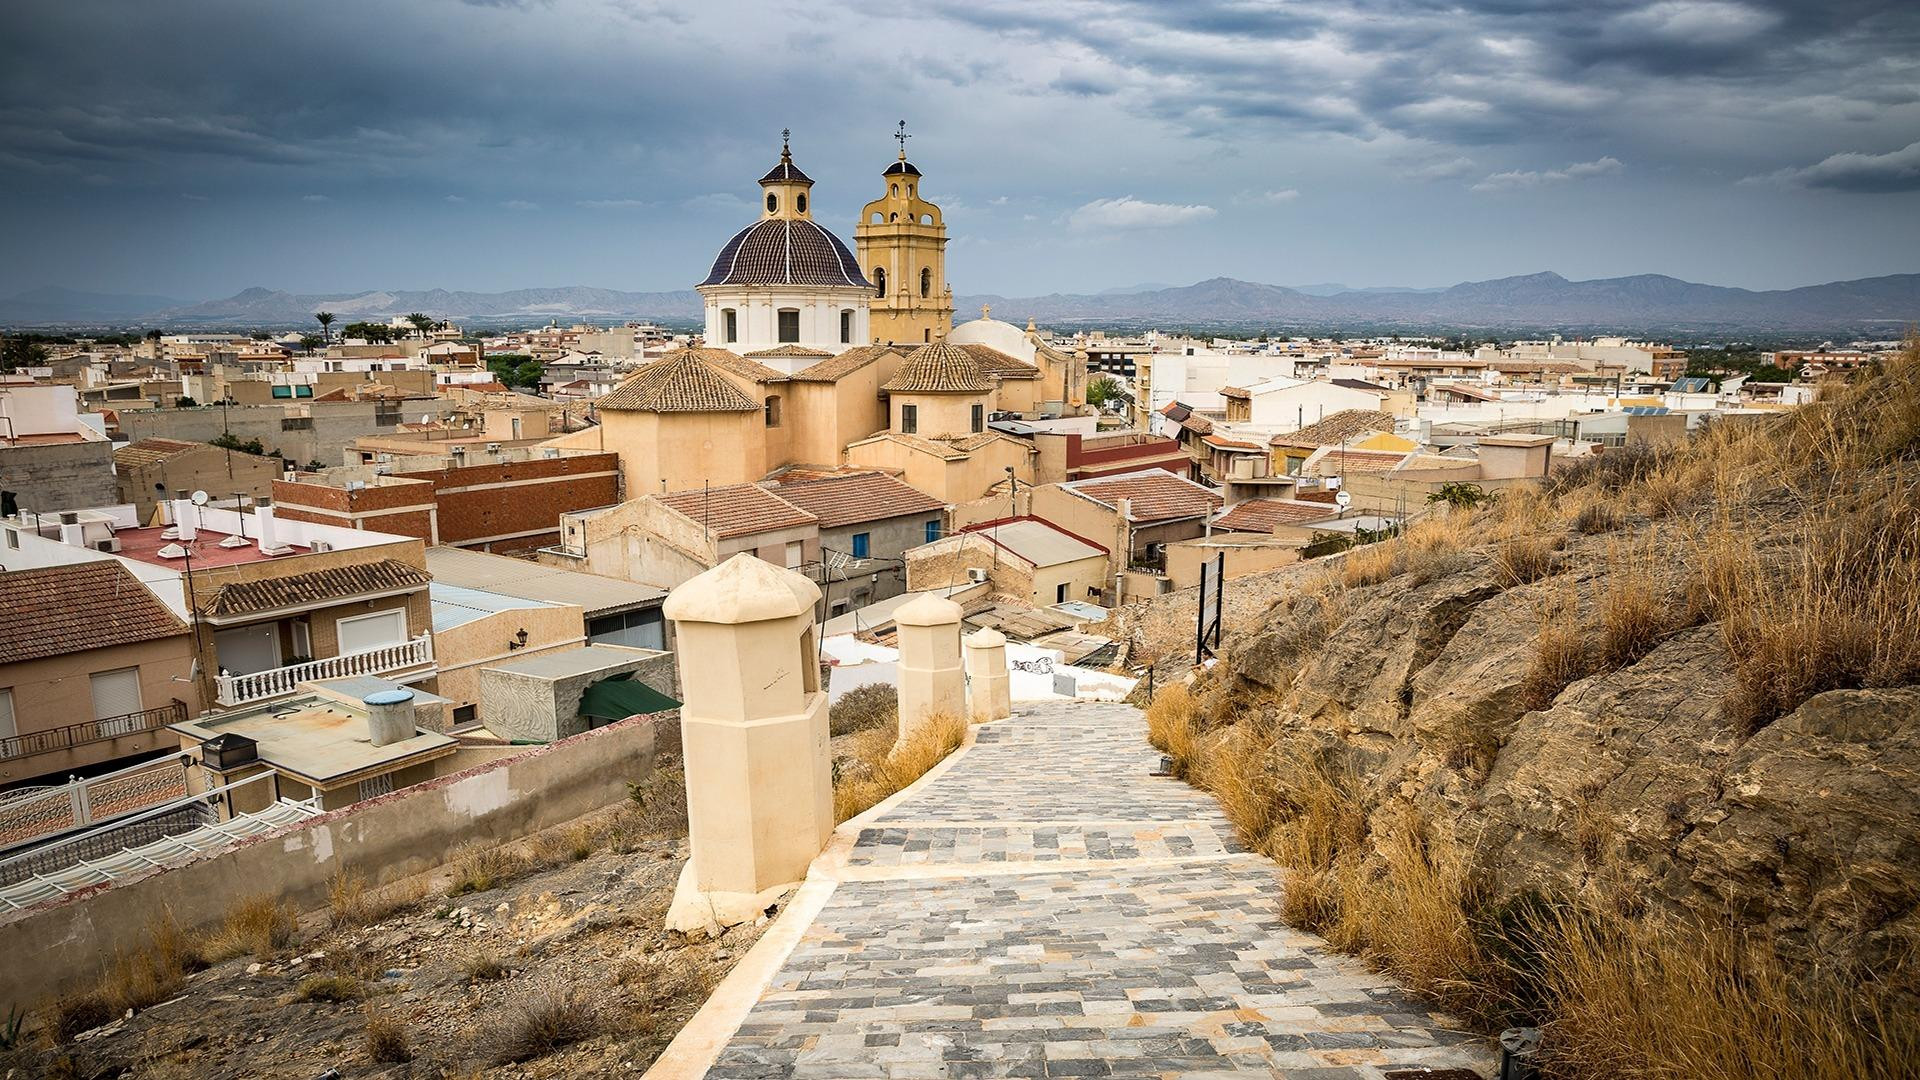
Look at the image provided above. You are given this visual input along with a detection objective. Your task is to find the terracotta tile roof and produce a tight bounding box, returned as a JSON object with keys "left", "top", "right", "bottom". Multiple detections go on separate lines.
{"left": 1158, "top": 401, "right": 1192, "bottom": 421}
{"left": 850, "top": 432, "right": 969, "bottom": 461}
{"left": 0, "top": 562, "right": 188, "bottom": 664}
{"left": 765, "top": 471, "right": 944, "bottom": 528}
{"left": 1300, "top": 447, "right": 1411, "bottom": 477}
{"left": 1220, "top": 385, "right": 1250, "bottom": 399}
{"left": 1063, "top": 470, "right": 1224, "bottom": 523}
{"left": 1181, "top": 413, "right": 1215, "bottom": 435}
{"left": 113, "top": 438, "right": 205, "bottom": 469}
{"left": 203, "top": 558, "right": 432, "bottom": 619}
{"left": 745, "top": 344, "right": 832, "bottom": 360}
{"left": 954, "top": 344, "right": 1038, "bottom": 378}
{"left": 1202, "top": 434, "right": 1263, "bottom": 450}
{"left": 656, "top": 483, "right": 816, "bottom": 540}
{"left": 1214, "top": 498, "right": 1337, "bottom": 533}
{"left": 596, "top": 349, "right": 761, "bottom": 412}
{"left": 881, "top": 342, "right": 994, "bottom": 393}
{"left": 1270, "top": 409, "right": 1398, "bottom": 450}
{"left": 788, "top": 345, "right": 902, "bottom": 383}
{"left": 701, "top": 350, "right": 788, "bottom": 384}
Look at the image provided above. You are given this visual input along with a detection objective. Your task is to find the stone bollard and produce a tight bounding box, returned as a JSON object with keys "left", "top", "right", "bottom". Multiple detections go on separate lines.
{"left": 963, "top": 627, "right": 1012, "bottom": 722}
{"left": 661, "top": 553, "right": 832, "bottom": 934}
{"left": 893, "top": 592, "right": 966, "bottom": 748}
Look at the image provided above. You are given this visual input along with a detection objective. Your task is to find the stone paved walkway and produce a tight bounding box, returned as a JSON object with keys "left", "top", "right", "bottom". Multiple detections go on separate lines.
{"left": 692, "top": 702, "right": 1496, "bottom": 1079}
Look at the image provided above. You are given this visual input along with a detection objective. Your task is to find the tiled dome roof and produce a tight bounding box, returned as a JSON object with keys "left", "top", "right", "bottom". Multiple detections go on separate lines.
{"left": 881, "top": 341, "right": 994, "bottom": 393}
{"left": 700, "top": 218, "right": 870, "bottom": 289}
{"left": 883, "top": 159, "right": 922, "bottom": 177}
{"left": 759, "top": 154, "right": 813, "bottom": 186}
{"left": 597, "top": 348, "right": 761, "bottom": 413}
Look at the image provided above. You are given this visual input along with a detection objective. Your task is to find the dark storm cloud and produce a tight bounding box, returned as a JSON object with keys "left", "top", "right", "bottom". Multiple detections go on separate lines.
{"left": 0, "top": 0, "right": 1915, "bottom": 298}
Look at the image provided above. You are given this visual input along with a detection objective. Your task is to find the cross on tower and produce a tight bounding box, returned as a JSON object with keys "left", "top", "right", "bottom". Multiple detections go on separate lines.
{"left": 894, "top": 120, "right": 911, "bottom": 158}
{"left": 781, "top": 128, "right": 791, "bottom": 157}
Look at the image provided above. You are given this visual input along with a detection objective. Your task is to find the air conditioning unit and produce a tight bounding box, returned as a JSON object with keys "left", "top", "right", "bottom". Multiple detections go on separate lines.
{"left": 449, "top": 445, "right": 466, "bottom": 455}
{"left": 310, "top": 540, "right": 333, "bottom": 553}
{"left": 94, "top": 538, "right": 121, "bottom": 553}
{"left": 485, "top": 442, "right": 502, "bottom": 452}
{"left": 967, "top": 567, "right": 989, "bottom": 584}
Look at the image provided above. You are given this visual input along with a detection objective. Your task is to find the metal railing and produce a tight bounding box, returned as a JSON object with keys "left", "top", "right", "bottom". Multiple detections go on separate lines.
{"left": 214, "top": 635, "right": 434, "bottom": 706}
{"left": 0, "top": 701, "right": 188, "bottom": 761}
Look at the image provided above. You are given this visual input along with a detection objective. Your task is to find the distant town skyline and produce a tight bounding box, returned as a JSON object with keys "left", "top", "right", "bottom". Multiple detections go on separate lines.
{"left": 3, "top": 0, "right": 1917, "bottom": 301}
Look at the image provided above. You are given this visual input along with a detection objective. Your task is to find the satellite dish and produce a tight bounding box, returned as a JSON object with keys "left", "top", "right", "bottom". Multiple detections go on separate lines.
{"left": 1334, "top": 490, "right": 1353, "bottom": 509}
{"left": 189, "top": 490, "right": 209, "bottom": 506}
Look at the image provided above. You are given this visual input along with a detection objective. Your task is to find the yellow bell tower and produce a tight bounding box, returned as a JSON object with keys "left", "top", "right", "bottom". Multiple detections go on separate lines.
{"left": 856, "top": 121, "right": 954, "bottom": 345}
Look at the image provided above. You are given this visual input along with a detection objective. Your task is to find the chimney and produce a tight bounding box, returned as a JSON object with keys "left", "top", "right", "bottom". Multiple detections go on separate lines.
{"left": 255, "top": 497, "right": 289, "bottom": 555}
{"left": 172, "top": 495, "right": 197, "bottom": 541}
{"left": 59, "top": 511, "right": 86, "bottom": 548}
{"left": 363, "top": 688, "right": 416, "bottom": 748}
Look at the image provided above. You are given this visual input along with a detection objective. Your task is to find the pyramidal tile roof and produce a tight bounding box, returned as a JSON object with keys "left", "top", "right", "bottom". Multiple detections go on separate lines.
{"left": 597, "top": 349, "right": 762, "bottom": 413}
{"left": 765, "top": 471, "right": 944, "bottom": 528}
{"left": 954, "top": 344, "right": 1038, "bottom": 378}
{"left": 746, "top": 344, "right": 832, "bottom": 360}
{"left": 789, "top": 345, "right": 901, "bottom": 383}
{"left": 881, "top": 341, "right": 994, "bottom": 393}
{"left": 656, "top": 483, "right": 816, "bottom": 540}
{"left": 1270, "top": 409, "right": 1399, "bottom": 449}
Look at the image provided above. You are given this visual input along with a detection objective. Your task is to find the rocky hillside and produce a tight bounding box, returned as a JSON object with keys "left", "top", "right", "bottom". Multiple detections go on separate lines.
{"left": 1121, "top": 345, "right": 1920, "bottom": 1076}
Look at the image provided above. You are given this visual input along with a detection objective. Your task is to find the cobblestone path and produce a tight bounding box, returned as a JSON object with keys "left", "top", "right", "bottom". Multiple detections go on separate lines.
{"left": 699, "top": 702, "right": 1496, "bottom": 1079}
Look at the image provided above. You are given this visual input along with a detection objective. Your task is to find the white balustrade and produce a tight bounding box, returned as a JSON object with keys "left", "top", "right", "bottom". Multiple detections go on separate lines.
{"left": 214, "top": 636, "right": 435, "bottom": 706}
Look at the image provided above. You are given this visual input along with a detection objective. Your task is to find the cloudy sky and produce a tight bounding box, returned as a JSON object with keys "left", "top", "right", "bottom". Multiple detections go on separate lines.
{"left": 3, "top": 0, "right": 1917, "bottom": 300}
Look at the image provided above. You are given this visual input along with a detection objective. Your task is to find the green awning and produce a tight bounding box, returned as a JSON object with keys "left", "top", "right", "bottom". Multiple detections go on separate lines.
{"left": 579, "top": 677, "right": 680, "bottom": 721}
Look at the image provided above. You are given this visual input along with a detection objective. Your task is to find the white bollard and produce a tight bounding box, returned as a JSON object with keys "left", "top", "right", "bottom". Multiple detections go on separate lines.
{"left": 893, "top": 592, "right": 966, "bottom": 749}
{"left": 963, "top": 627, "right": 1012, "bottom": 722}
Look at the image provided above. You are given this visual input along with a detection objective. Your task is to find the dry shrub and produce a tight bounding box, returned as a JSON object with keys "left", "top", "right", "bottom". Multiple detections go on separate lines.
{"left": 48, "top": 994, "right": 113, "bottom": 1043}
{"left": 483, "top": 987, "right": 602, "bottom": 1065}
{"left": 1545, "top": 441, "right": 1671, "bottom": 497}
{"left": 832, "top": 711, "right": 967, "bottom": 822}
{"left": 1144, "top": 682, "right": 1198, "bottom": 776}
{"left": 621, "top": 764, "right": 689, "bottom": 843}
{"left": 532, "top": 820, "right": 601, "bottom": 866}
{"left": 1428, "top": 703, "right": 1501, "bottom": 775}
{"left": 293, "top": 974, "right": 363, "bottom": 1003}
{"left": 1341, "top": 807, "right": 1490, "bottom": 1020}
{"left": 1572, "top": 499, "right": 1622, "bottom": 535}
{"left": 459, "top": 951, "right": 509, "bottom": 983}
{"left": 324, "top": 869, "right": 423, "bottom": 930}
{"left": 444, "top": 841, "right": 524, "bottom": 897}
{"left": 364, "top": 1007, "right": 412, "bottom": 1063}
{"left": 1188, "top": 722, "right": 1278, "bottom": 848}
{"left": 1494, "top": 534, "right": 1559, "bottom": 586}
{"left": 1521, "top": 589, "right": 1590, "bottom": 712}
{"left": 319, "top": 944, "right": 385, "bottom": 980}
{"left": 1703, "top": 478, "right": 1920, "bottom": 731}
{"left": 1341, "top": 541, "right": 1400, "bottom": 587}
{"left": 203, "top": 894, "right": 298, "bottom": 961}
{"left": 1598, "top": 543, "right": 1676, "bottom": 672}
{"left": 94, "top": 912, "right": 205, "bottom": 1015}
{"left": 829, "top": 682, "right": 898, "bottom": 736}
{"left": 1533, "top": 907, "right": 1920, "bottom": 1080}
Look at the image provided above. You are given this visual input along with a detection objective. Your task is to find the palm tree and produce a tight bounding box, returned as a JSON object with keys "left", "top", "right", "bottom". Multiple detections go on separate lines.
{"left": 406, "top": 312, "right": 434, "bottom": 337}
{"left": 314, "top": 311, "right": 335, "bottom": 344}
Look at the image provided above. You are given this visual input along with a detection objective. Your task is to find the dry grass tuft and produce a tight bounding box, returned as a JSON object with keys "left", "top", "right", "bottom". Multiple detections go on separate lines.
{"left": 1532, "top": 907, "right": 1920, "bottom": 1080}
{"left": 1341, "top": 541, "right": 1400, "bottom": 588}
{"left": 324, "top": 869, "right": 423, "bottom": 930}
{"left": 459, "top": 950, "right": 510, "bottom": 983}
{"left": 444, "top": 841, "right": 525, "bottom": 897}
{"left": 1521, "top": 590, "right": 1591, "bottom": 712}
{"left": 1598, "top": 541, "right": 1678, "bottom": 672}
{"left": 1494, "top": 534, "right": 1559, "bottom": 586}
{"left": 482, "top": 987, "right": 603, "bottom": 1065}
{"left": 363, "top": 1007, "right": 412, "bottom": 1063}
{"left": 1571, "top": 499, "right": 1622, "bottom": 535}
{"left": 829, "top": 682, "right": 898, "bottom": 736}
{"left": 1144, "top": 682, "right": 1199, "bottom": 777}
{"left": 293, "top": 974, "right": 364, "bottom": 1003}
{"left": 202, "top": 894, "right": 298, "bottom": 961}
{"left": 90, "top": 912, "right": 206, "bottom": 1017}
{"left": 832, "top": 711, "right": 967, "bottom": 822}
{"left": 48, "top": 994, "right": 114, "bottom": 1043}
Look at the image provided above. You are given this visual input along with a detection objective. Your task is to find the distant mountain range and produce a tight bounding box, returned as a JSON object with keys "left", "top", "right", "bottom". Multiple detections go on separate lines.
{"left": 3, "top": 271, "right": 1915, "bottom": 334}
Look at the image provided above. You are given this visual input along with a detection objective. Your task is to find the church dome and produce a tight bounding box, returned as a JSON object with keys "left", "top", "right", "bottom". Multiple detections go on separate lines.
{"left": 883, "top": 159, "right": 922, "bottom": 177}
{"left": 700, "top": 218, "right": 871, "bottom": 289}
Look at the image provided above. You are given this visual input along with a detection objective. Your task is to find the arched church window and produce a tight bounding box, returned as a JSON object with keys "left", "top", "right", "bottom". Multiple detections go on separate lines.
{"left": 766, "top": 192, "right": 778, "bottom": 212}
{"left": 796, "top": 193, "right": 807, "bottom": 214}
{"left": 765, "top": 395, "right": 782, "bottom": 428}
{"left": 871, "top": 212, "right": 883, "bottom": 224}
{"left": 891, "top": 184, "right": 898, "bottom": 197}
{"left": 874, "top": 267, "right": 887, "bottom": 298}
{"left": 920, "top": 268, "right": 931, "bottom": 298}
{"left": 889, "top": 212, "right": 898, "bottom": 222}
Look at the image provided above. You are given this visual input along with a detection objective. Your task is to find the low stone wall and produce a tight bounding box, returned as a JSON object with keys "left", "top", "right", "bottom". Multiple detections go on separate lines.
{"left": 0, "top": 715, "right": 661, "bottom": 1009}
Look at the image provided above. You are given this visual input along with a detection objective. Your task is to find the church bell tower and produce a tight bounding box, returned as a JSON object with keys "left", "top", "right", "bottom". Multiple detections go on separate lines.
{"left": 855, "top": 122, "right": 954, "bottom": 345}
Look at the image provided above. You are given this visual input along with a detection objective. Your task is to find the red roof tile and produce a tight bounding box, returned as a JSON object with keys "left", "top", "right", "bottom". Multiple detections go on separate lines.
{"left": 1063, "top": 470, "right": 1223, "bottom": 523}
{"left": 0, "top": 562, "right": 187, "bottom": 664}
{"left": 656, "top": 483, "right": 817, "bottom": 539}
{"left": 764, "top": 472, "right": 944, "bottom": 529}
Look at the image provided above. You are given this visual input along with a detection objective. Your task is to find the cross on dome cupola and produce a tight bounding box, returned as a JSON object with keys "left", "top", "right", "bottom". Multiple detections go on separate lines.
{"left": 759, "top": 128, "right": 814, "bottom": 221}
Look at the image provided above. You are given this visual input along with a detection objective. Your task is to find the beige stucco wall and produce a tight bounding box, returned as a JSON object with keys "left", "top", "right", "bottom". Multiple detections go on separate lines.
{"left": 1028, "top": 553, "right": 1110, "bottom": 608}
{"left": 431, "top": 603, "right": 587, "bottom": 719}
{"left": 1165, "top": 538, "right": 1303, "bottom": 590}
{"left": 599, "top": 409, "right": 764, "bottom": 497}
{"left": 118, "top": 446, "right": 283, "bottom": 519}
{"left": 892, "top": 390, "right": 990, "bottom": 438}
{"left": 1028, "top": 484, "right": 1127, "bottom": 560}
{"left": 0, "top": 637, "right": 198, "bottom": 786}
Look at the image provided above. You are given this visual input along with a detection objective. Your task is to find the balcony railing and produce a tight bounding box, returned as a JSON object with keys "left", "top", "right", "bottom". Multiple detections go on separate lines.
{"left": 214, "top": 635, "right": 434, "bottom": 707}
{"left": 0, "top": 701, "right": 188, "bottom": 762}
